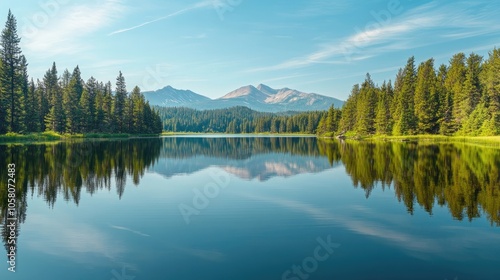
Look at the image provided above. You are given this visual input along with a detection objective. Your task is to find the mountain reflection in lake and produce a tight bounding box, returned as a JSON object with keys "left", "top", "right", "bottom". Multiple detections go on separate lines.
{"left": 0, "top": 137, "right": 499, "bottom": 279}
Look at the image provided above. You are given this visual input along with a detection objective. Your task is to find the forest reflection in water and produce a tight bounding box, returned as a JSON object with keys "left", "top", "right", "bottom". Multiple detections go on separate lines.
{"left": 0, "top": 137, "right": 499, "bottom": 258}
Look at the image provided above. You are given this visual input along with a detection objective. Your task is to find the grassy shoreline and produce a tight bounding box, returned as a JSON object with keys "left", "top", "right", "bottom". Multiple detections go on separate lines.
{"left": 318, "top": 134, "right": 500, "bottom": 146}
{"left": 0, "top": 132, "right": 161, "bottom": 143}
{"left": 2, "top": 132, "right": 499, "bottom": 144}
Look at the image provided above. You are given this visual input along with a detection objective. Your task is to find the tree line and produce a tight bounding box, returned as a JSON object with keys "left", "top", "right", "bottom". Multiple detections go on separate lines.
{"left": 0, "top": 11, "right": 162, "bottom": 135}
{"left": 157, "top": 106, "right": 325, "bottom": 134}
{"left": 318, "top": 48, "right": 500, "bottom": 136}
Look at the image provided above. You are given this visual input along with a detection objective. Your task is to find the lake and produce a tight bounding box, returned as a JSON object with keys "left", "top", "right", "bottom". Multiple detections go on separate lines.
{"left": 0, "top": 136, "right": 499, "bottom": 279}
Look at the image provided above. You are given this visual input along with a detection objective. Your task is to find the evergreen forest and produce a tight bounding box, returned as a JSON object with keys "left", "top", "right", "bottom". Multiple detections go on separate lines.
{"left": 0, "top": 11, "right": 162, "bottom": 135}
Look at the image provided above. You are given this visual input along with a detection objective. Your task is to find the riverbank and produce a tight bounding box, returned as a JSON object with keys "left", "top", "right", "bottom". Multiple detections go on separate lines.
{"left": 0, "top": 132, "right": 160, "bottom": 143}
{"left": 319, "top": 134, "right": 500, "bottom": 147}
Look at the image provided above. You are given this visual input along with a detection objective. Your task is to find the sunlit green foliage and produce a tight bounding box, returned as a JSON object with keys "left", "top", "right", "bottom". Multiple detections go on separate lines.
{"left": 323, "top": 48, "right": 500, "bottom": 137}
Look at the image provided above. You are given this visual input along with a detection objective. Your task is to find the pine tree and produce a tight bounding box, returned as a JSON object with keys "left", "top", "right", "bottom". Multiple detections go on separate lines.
{"left": 63, "top": 66, "right": 83, "bottom": 133}
{"left": 36, "top": 79, "right": 47, "bottom": 131}
{"left": 113, "top": 71, "right": 127, "bottom": 133}
{"left": 17, "top": 55, "right": 28, "bottom": 132}
{"left": 44, "top": 63, "right": 65, "bottom": 132}
{"left": 461, "top": 53, "right": 483, "bottom": 116}
{"left": 325, "top": 105, "right": 335, "bottom": 133}
{"left": 414, "top": 59, "right": 438, "bottom": 134}
{"left": 393, "top": 57, "right": 417, "bottom": 135}
{"left": 356, "top": 73, "right": 377, "bottom": 135}
{"left": 338, "top": 84, "right": 360, "bottom": 134}
{"left": 481, "top": 48, "right": 500, "bottom": 135}
{"left": 375, "top": 81, "right": 392, "bottom": 134}
{"left": 25, "top": 78, "right": 40, "bottom": 132}
{"left": 94, "top": 82, "right": 105, "bottom": 132}
{"left": 130, "top": 86, "right": 145, "bottom": 133}
{"left": 390, "top": 68, "right": 404, "bottom": 126}
{"left": 80, "top": 77, "right": 97, "bottom": 133}
{"left": 61, "top": 69, "right": 71, "bottom": 88}
{"left": 142, "top": 101, "right": 153, "bottom": 134}
{"left": 435, "top": 64, "right": 449, "bottom": 134}
{"left": 102, "top": 81, "right": 114, "bottom": 132}
{"left": 0, "top": 10, "right": 24, "bottom": 133}
{"left": 0, "top": 59, "right": 5, "bottom": 134}
{"left": 447, "top": 53, "right": 466, "bottom": 132}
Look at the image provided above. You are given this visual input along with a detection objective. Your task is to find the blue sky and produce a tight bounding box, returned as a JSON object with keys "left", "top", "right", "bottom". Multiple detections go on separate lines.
{"left": 0, "top": 0, "right": 499, "bottom": 100}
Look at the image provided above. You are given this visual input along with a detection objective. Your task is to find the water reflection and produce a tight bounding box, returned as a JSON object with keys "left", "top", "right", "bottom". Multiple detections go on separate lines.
{"left": 155, "top": 137, "right": 335, "bottom": 180}
{"left": 336, "top": 141, "right": 500, "bottom": 226}
{"left": 0, "top": 137, "right": 499, "bottom": 261}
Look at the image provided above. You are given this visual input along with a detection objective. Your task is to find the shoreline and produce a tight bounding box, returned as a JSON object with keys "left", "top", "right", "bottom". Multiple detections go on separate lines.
{"left": 0, "top": 132, "right": 161, "bottom": 143}
{"left": 318, "top": 134, "right": 500, "bottom": 146}
{"left": 1, "top": 132, "right": 499, "bottom": 144}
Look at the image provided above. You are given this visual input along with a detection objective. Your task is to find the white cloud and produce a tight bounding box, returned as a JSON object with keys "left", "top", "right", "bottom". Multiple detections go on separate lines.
{"left": 22, "top": 0, "right": 125, "bottom": 57}
{"left": 24, "top": 214, "right": 126, "bottom": 264}
{"left": 110, "top": 225, "right": 150, "bottom": 237}
{"left": 240, "top": 193, "right": 500, "bottom": 260}
{"left": 251, "top": 1, "right": 499, "bottom": 72}
{"left": 108, "top": 0, "right": 213, "bottom": 36}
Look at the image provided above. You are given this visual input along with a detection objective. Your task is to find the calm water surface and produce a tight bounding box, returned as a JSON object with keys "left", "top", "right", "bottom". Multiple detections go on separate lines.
{"left": 0, "top": 136, "right": 499, "bottom": 280}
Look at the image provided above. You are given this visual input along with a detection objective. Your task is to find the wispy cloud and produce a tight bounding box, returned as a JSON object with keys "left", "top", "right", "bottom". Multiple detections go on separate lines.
{"left": 241, "top": 193, "right": 500, "bottom": 260}
{"left": 110, "top": 225, "right": 151, "bottom": 237}
{"left": 24, "top": 214, "right": 126, "bottom": 264}
{"left": 108, "top": 1, "right": 213, "bottom": 36}
{"left": 22, "top": 0, "right": 125, "bottom": 57}
{"left": 252, "top": 1, "right": 499, "bottom": 72}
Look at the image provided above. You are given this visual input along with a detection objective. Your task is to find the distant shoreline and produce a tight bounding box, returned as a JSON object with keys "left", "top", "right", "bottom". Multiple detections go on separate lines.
{"left": 1, "top": 132, "right": 499, "bottom": 144}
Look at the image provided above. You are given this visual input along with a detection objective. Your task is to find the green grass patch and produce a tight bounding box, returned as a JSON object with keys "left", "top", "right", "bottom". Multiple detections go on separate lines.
{"left": 0, "top": 132, "right": 162, "bottom": 143}
{"left": 0, "top": 132, "right": 63, "bottom": 143}
{"left": 346, "top": 134, "right": 500, "bottom": 147}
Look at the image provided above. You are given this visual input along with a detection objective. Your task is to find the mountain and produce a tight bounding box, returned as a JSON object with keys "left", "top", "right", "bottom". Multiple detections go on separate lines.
{"left": 143, "top": 86, "right": 210, "bottom": 107}
{"left": 151, "top": 154, "right": 338, "bottom": 181}
{"left": 144, "top": 84, "right": 344, "bottom": 112}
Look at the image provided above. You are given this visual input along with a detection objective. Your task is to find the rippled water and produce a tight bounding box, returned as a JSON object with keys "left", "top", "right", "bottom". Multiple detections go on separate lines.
{"left": 0, "top": 136, "right": 499, "bottom": 279}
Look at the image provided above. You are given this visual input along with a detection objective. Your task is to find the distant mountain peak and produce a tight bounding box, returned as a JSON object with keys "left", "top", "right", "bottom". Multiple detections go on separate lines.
{"left": 219, "top": 85, "right": 266, "bottom": 100}
{"left": 256, "top": 84, "right": 278, "bottom": 95}
{"left": 143, "top": 85, "right": 210, "bottom": 107}
{"left": 144, "top": 84, "right": 344, "bottom": 112}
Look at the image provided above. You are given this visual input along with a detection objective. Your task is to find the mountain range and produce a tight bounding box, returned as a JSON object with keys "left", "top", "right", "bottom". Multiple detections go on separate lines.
{"left": 151, "top": 154, "right": 338, "bottom": 181}
{"left": 143, "top": 84, "right": 344, "bottom": 112}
